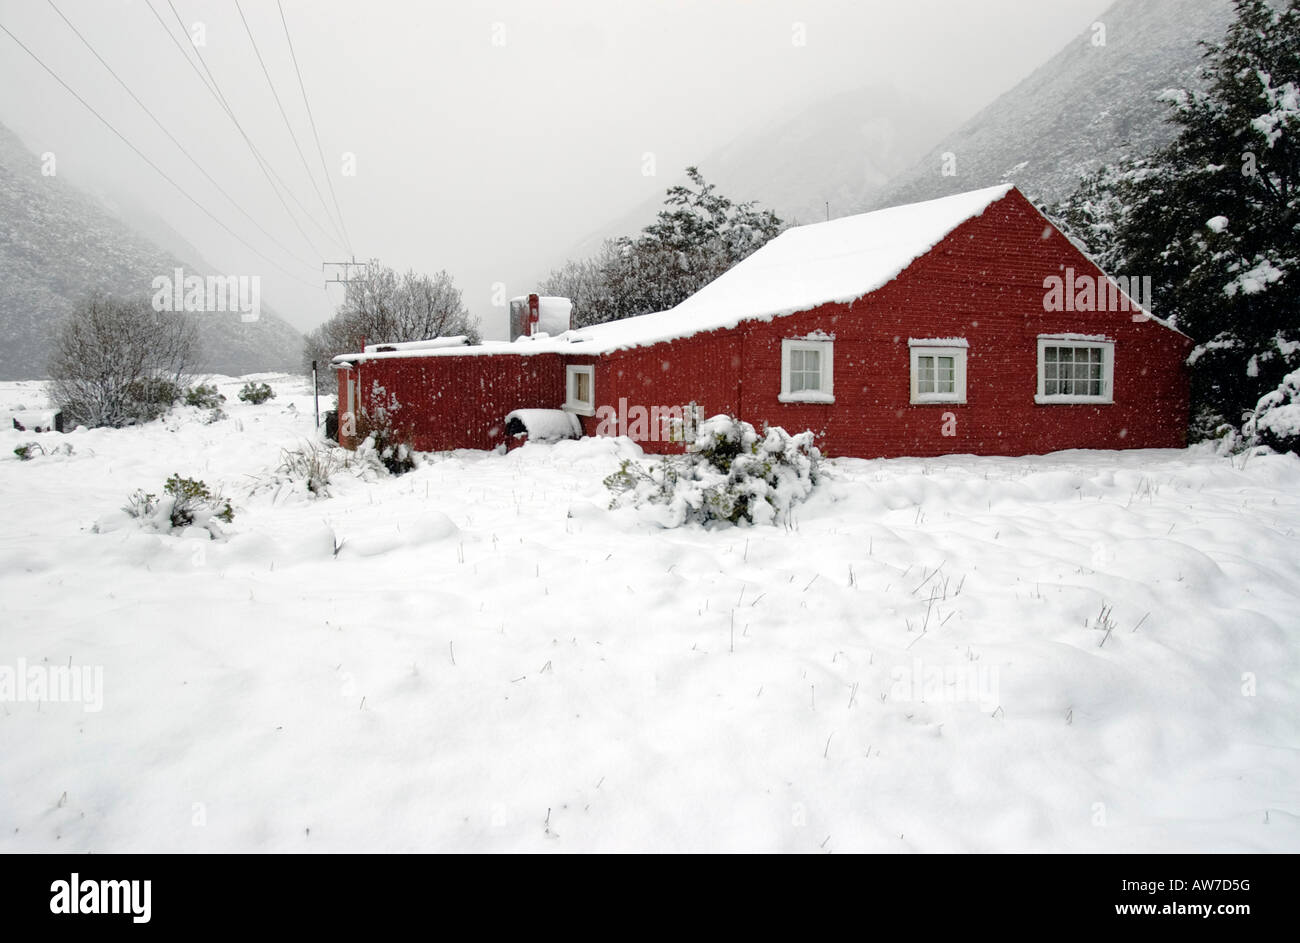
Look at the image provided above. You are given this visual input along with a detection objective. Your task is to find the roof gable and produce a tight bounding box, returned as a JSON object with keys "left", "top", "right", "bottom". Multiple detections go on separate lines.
{"left": 669, "top": 184, "right": 1015, "bottom": 325}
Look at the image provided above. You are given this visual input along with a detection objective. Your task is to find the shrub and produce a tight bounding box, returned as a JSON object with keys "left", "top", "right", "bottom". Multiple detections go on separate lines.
{"left": 605, "top": 415, "right": 821, "bottom": 526}
{"left": 122, "top": 489, "right": 157, "bottom": 519}
{"left": 14, "top": 442, "right": 74, "bottom": 461}
{"left": 122, "top": 376, "right": 182, "bottom": 423}
{"left": 1242, "top": 368, "right": 1300, "bottom": 455}
{"left": 48, "top": 293, "right": 197, "bottom": 428}
{"left": 185, "top": 383, "right": 226, "bottom": 409}
{"left": 278, "top": 442, "right": 341, "bottom": 496}
{"left": 164, "top": 474, "right": 234, "bottom": 527}
{"left": 356, "top": 409, "right": 417, "bottom": 476}
{"left": 238, "top": 382, "right": 275, "bottom": 405}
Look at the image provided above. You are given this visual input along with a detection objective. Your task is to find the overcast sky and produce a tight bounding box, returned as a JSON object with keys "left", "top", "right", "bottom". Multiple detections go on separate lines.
{"left": 0, "top": 0, "right": 1114, "bottom": 338}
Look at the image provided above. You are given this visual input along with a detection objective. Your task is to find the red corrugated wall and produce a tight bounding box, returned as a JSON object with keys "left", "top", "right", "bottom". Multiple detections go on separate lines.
{"left": 337, "top": 352, "right": 565, "bottom": 452}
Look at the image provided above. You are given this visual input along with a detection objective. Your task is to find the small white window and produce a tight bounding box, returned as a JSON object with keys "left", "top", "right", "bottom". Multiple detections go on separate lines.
{"left": 909, "top": 339, "right": 967, "bottom": 404}
{"left": 1036, "top": 336, "right": 1113, "bottom": 404}
{"left": 564, "top": 364, "right": 595, "bottom": 415}
{"left": 779, "top": 338, "right": 834, "bottom": 403}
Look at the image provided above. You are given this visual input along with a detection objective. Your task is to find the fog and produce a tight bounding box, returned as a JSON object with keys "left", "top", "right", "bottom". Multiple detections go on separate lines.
{"left": 0, "top": 0, "right": 1113, "bottom": 339}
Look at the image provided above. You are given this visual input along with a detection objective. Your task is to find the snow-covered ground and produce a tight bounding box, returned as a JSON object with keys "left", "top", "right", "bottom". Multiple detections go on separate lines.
{"left": 1, "top": 374, "right": 1297, "bottom": 852}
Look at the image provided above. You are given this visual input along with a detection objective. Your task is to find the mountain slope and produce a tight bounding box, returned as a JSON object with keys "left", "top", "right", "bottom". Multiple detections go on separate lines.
{"left": 0, "top": 123, "right": 303, "bottom": 380}
{"left": 865, "top": 0, "right": 1236, "bottom": 211}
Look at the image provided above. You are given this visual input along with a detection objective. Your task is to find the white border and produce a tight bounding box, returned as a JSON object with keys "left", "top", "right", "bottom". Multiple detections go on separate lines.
{"left": 563, "top": 364, "right": 595, "bottom": 415}
{"left": 779, "top": 338, "right": 835, "bottom": 403}
{"left": 910, "top": 343, "right": 967, "bottom": 404}
{"left": 1035, "top": 336, "right": 1114, "bottom": 404}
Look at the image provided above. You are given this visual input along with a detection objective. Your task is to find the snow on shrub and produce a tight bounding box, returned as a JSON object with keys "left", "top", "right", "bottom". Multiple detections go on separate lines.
{"left": 277, "top": 442, "right": 343, "bottom": 497}
{"left": 1243, "top": 368, "right": 1300, "bottom": 455}
{"left": 12, "top": 442, "right": 74, "bottom": 461}
{"left": 358, "top": 431, "right": 418, "bottom": 476}
{"left": 355, "top": 395, "right": 417, "bottom": 476}
{"left": 118, "top": 475, "right": 234, "bottom": 538}
{"left": 122, "top": 377, "right": 182, "bottom": 423}
{"left": 185, "top": 383, "right": 226, "bottom": 409}
{"left": 238, "top": 381, "right": 275, "bottom": 405}
{"left": 605, "top": 414, "right": 821, "bottom": 527}
{"left": 248, "top": 441, "right": 388, "bottom": 504}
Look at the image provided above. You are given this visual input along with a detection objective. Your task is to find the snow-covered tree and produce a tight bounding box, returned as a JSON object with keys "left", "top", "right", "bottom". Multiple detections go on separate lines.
{"left": 540, "top": 167, "right": 783, "bottom": 326}
{"left": 1052, "top": 0, "right": 1299, "bottom": 441}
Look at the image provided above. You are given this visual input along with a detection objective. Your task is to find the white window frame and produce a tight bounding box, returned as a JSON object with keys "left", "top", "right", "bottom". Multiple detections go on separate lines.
{"left": 779, "top": 338, "right": 834, "bottom": 403}
{"left": 909, "top": 339, "right": 968, "bottom": 404}
{"left": 1035, "top": 335, "right": 1114, "bottom": 405}
{"left": 563, "top": 364, "right": 595, "bottom": 416}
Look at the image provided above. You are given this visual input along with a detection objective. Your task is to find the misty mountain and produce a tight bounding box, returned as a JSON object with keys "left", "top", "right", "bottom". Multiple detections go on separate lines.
{"left": 863, "top": 0, "right": 1237, "bottom": 211}
{"left": 556, "top": 83, "right": 961, "bottom": 269}
{"left": 0, "top": 122, "right": 303, "bottom": 381}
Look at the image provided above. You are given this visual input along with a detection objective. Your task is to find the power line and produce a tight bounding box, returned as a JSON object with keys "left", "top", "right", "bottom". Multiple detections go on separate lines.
{"left": 234, "top": 0, "right": 347, "bottom": 252}
{"left": 149, "top": 0, "right": 343, "bottom": 258}
{"left": 0, "top": 16, "right": 322, "bottom": 291}
{"left": 278, "top": 0, "right": 354, "bottom": 259}
{"left": 144, "top": 0, "right": 324, "bottom": 259}
{"left": 44, "top": 0, "right": 320, "bottom": 274}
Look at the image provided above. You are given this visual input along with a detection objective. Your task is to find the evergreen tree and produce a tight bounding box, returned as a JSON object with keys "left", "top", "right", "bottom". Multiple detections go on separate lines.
{"left": 1053, "top": 0, "right": 1299, "bottom": 439}
{"left": 541, "top": 167, "right": 783, "bottom": 326}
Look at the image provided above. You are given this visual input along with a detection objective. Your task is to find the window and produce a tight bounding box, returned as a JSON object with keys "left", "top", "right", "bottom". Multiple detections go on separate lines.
{"left": 564, "top": 364, "right": 595, "bottom": 415}
{"left": 909, "top": 339, "right": 967, "bottom": 404}
{"left": 779, "top": 338, "right": 834, "bottom": 403}
{"left": 1036, "top": 336, "right": 1113, "bottom": 404}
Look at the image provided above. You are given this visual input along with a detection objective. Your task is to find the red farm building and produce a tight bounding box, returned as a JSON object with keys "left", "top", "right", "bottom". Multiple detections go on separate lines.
{"left": 333, "top": 185, "right": 1190, "bottom": 458}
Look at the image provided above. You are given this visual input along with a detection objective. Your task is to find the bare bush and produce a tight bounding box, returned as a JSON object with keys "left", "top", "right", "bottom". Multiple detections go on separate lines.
{"left": 47, "top": 293, "right": 198, "bottom": 428}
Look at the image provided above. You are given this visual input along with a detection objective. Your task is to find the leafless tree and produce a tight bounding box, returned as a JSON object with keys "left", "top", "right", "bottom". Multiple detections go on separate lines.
{"left": 48, "top": 292, "right": 198, "bottom": 427}
{"left": 304, "top": 263, "right": 480, "bottom": 391}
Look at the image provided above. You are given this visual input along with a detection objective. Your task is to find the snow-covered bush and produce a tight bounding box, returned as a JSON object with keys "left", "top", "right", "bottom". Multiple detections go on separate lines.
{"left": 13, "top": 441, "right": 73, "bottom": 461}
{"left": 238, "top": 382, "right": 275, "bottom": 405}
{"left": 358, "top": 432, "right": 417, "bottom": 476}
{"left": 354, "top": 405, "right": 417, "bottom": 476}
{"left": 122, "top": 376, "right": 182, "bottom": 423}
{"left": 120, "top": 475, "right": 234, "bottom": 536}
{"left": 278, "top": 442, "right": 342, "bottom": 496}
{"left": 1243, "top": 368, "right": 1300, "bottom": 455}
{"left": 122, "top": 489, "right": 157, "bottom": 520}
{"left": 185, "top": 383, "right": 226, "bottom": 409}
{"left": 605, "top": 415, "right": 821, "bottom": 527}
{"left": 164, "top": 475, "right": 233, "bottom": 527}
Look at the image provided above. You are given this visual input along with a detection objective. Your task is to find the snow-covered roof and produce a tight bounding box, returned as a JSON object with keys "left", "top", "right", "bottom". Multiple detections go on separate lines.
{"left": 656, "top": 184, "right": 1015, "bottom": 330}
{"left": 334, "top": 184, "right": 1020, "bottom": 364}
{"left": 363, "top": 336, "right": 470, "bottom": 353}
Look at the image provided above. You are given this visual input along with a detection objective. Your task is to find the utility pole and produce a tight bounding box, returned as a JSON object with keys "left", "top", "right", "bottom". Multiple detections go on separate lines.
{"left": 322, "top": 256, "right": 371, "bottom": 287}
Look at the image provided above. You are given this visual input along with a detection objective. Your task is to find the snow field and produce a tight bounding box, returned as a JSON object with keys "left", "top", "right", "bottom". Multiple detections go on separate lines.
{"left": 0, "top": 374, "right": 1297, "bottom": 852}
